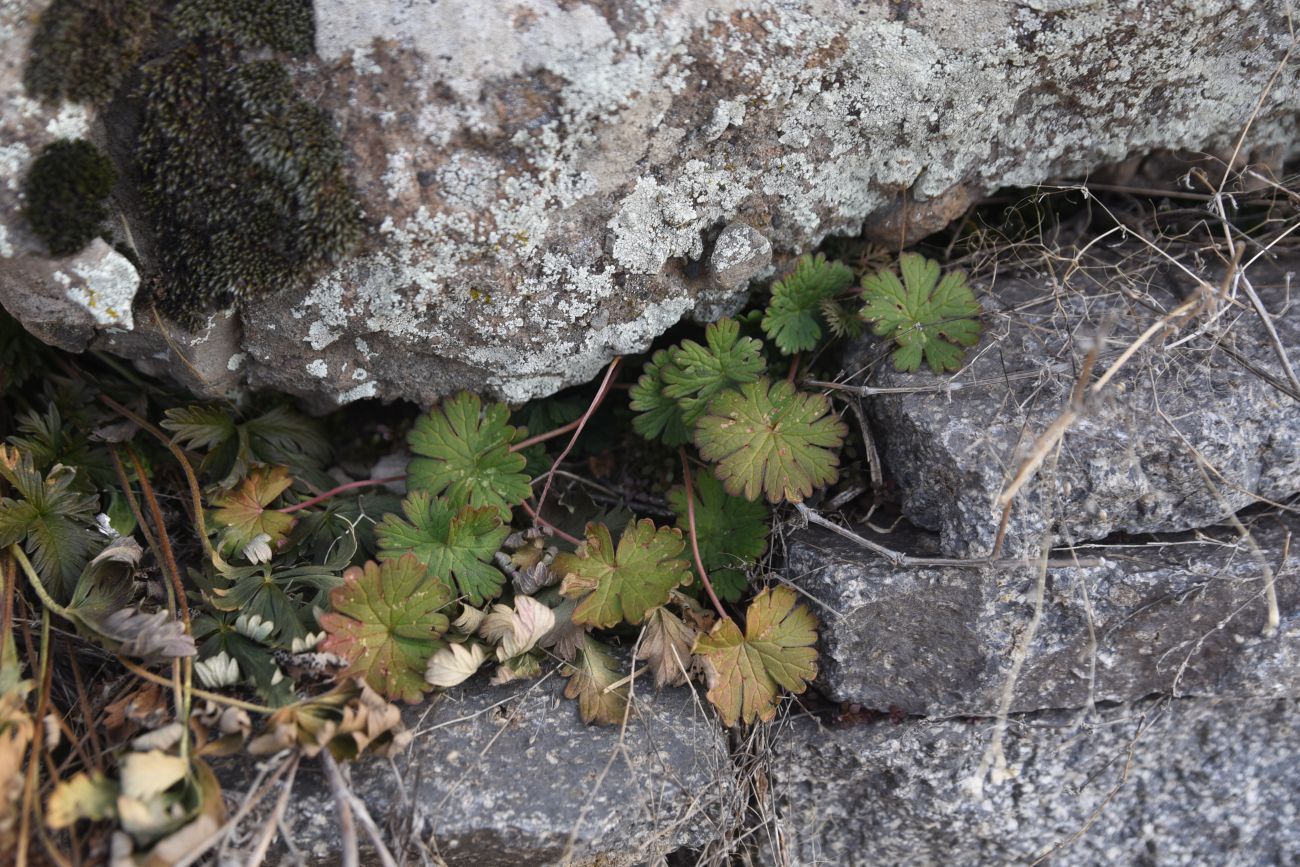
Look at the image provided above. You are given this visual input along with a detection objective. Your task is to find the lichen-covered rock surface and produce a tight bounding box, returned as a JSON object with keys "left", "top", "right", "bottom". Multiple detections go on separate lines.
{"left": 848, "top": 265, "right": 1300, "bottom": 559}
{"left": 788, "top": 513, "right": 1299, "bottom": 715}
{"left": 3, "top": 0, "right": 1299, "bottom": 404}
{"left": 768, "top": 697, "right": 1300, "bottom": 866}
{"left": 217, "top": 675, "right": 734, "bottom": 866}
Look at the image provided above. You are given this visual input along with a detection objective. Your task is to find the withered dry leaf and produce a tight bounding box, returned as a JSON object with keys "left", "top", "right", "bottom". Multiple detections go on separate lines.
{"left": 637, "top": 607, "right": 697, "bottom": 688}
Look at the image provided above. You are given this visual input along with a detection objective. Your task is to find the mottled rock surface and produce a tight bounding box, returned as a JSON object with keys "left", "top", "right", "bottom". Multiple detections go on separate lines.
{"left": 219, "top": 675, "right": 734, "bottom": 866}
{"left": 768, "top": 697, "right": 1300, "bottom": 867}
{"left": 848, "top": 266, "right": 1300, "bottom": 559}
{"left": 3, "top": 1, "right": 1299, "bottom": 404}
{"left": 787, "top": 511, "right": 1298, "bottom": 715}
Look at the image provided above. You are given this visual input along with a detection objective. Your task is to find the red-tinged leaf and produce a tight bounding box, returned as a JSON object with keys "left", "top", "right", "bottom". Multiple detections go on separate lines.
{"left": 554, "top": 519, "right": 691, "bottom": 629}
{"left": 210, "top": 466, "right": 295, "bottom": 557}
{"left": 319, "top": 555, "right": 453, "bottom": 703}
{"left": 693, "top": 586, "right": 818, "bottom": 726}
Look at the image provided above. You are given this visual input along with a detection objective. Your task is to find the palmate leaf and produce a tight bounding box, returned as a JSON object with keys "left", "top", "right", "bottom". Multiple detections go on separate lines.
{"left": 693, "top": 586, "right": 818, "bottom": 726}
{"left": 162, "top": 404, "right": 330, "bottom": 489}
{"left": 761, "top": 254, "right": 855, "bottom": 355}
{"left": 0, "top": 446, "right": 102, "bottom": 601}
{"left": 554, "top": 519, "right": 691, "bottom": 629}
{"left": 668, "top": 472, "right": 768, "bottom": 601}
{"left": 860, "top": 252, "right": 982, "bottom": 373}
{"left": 319, "top": 555, "right": 453, "bottom": 703}
{"left": 662, "top": 318, "right": 765, "bottom": 425}
{"left": 209, "top": 466, "right": 296, "bottom": 558}
{"left": 694, "top": 378, "right": 847, "bottom": 504}
{"left": 375, "top": 491, "right": 509, "bottom": 607}
{"left": 407, "top": 393, "right": 530, "bottom": 518}
{"left": 562, "top": 634, "right": 628, "bottom": 725}
{"left": 628, "top": 349, "right": 693, "bottom": 446}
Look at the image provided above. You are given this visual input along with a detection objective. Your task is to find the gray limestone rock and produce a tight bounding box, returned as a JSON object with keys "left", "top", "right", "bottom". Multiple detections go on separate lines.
{"left": 220, "top": 675, "right": 734, "bottom": 866}
{"left": 768, "top": 697, "right": 1300, "bottom": 867}
{"left": 847, "top": 266, "right": 1300, "bottom": 559}
{"left": 786, "top": 510, "right": 1299, "bottom": 715}
{"left": 4, "top": 1, "right": 1299, "bottom": 405}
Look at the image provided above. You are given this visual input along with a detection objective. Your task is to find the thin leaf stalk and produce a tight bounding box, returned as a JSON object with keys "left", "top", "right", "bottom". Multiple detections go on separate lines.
{"left": 16, "top": 607, "right": 51, "bottom": 867}
{"left": 98, "top": 393, "right": 217, "bottom": 564}
{"left": 678, "top": 449, "right": 728, "bottom": 621}
{"left": 533, "top": 357, "right": 622, "bottom": 523}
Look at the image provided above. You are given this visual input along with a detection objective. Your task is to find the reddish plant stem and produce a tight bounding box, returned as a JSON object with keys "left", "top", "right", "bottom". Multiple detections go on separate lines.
{"left": 511, "top": 418, "right": 582, "bottom": 453}
{"left": 99, "top": 392, "right": 216, "bottom": 563}
{"left": 532, "top": 357, "right": 622, "bottom": 525}
{"left": 678, "top": 449, "right": 728, "bottom": 621}
{"left": 124, "top": 447, "right": 191, "bottom": 629}
{"left": 279, "top": 475, "right": 406, "bottom": 515}
{"left": 518, "top": 499, "right": 582, "bottom": 546}
{"left": 786, "top": 352, "right": 801, "bottom": 384}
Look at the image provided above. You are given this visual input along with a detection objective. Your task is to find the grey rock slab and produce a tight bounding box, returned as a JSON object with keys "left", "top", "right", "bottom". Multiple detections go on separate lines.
{"left": 787, "top": 509, "right": 1299, "bottom": 715}
{"left": 768, "top": 696, "right": 1300, "bottom": 867}
{"left": 220, "top": 674, "right": 734, "bottom": 866}
{"left": 848, "top": 265, "right": 1300, "bottom": 559}
{"left": 5, "top": 2, "right": 1300, "bottom": 406}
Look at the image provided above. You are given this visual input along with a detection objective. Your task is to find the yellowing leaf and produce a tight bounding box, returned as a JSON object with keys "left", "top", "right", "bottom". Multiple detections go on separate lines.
{"left": 636, "top": 607, "right": 697, "bottom": 688}
{"left": 425, "top": 642, "right": 489, "bottom": 688}
{"left": 562, "top": 635, "right": 627, "bottom": 725}
{"left": 695, "top": 378, "right": 847, "bottom": 504}
{"left": 407, "top": 392, "right": 530, "bottom": 517}
{"left": 46, "top": 771, "right": 118, "bottom": 829}
{"left": 693, "top": 586, "right": 818, "bottom": 726}
{"left": 119, "top": 750, "right": 188, "bottom": 800}
{"left": 555, "top": 519, "right": 691, "bottom": 629}
{"left": 210, "top": 466, "right": 295, "bottom": 558}
{"left": 318, "top": 555, "right": 453, "bottom": 703}
{"left": 860, "top": 252, "right": 982, "bottom": 373}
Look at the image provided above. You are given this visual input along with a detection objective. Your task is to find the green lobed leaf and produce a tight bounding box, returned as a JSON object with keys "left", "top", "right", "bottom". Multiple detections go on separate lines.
{"left": 760, "top": 254, "right": 855, "bottom": 355}
{"left": 407, "top": 392, "right": 530, "bottom": 517}
{"left": 628, "top": 349, "right": 693, "bottom": 446}
{"left": 693, "top": 586, "right": 818, "bottom": 726}
{"left": 668, "top": 472, "right": 768, "bottom": 602}
{"left": 694, "top": 378, "right": 847, "bottom": 504}
{"left": 318, "top": 554, "right": 453, "bottom": 703}
{"left": 375, "top": 490, "right": 510, "bottom": 607}
{"left": 0, "top": 446, "right": 102, "bottom": 601}
{"left": 554, "top": 519, "right": 692, "bottom": 629}
{"left": 860, "top": 252, "right": 982, "bottom": 373}
{"left": 209, "top": 465, "right": 296, "bottom": 558}
{"left": 662, "top": 318, "right": 765, "bottom": 425}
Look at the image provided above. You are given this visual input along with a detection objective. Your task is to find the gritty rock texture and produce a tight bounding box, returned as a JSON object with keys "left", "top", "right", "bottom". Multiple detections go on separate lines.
{"left": 848, "top": 266, "right": 1300, "bottom": 559}
{"left": 768, "top": 697, "right": 1300, "bottom": 867}
{"left": 5, "top": 1, "right": 1299, "bottom": 405}
{"left": 787, "top": 511, "right": 1298, "bottom": 715}
{"left": 220, "top": 675, "right": 734, "bottom": 866}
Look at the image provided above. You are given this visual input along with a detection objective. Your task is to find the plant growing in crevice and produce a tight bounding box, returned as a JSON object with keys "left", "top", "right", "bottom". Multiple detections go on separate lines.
{"left": 0, "top": 240, "right": 989, "bottom": 863}
{"left": 861, "top": 251, "right": 982, "bottom": 372}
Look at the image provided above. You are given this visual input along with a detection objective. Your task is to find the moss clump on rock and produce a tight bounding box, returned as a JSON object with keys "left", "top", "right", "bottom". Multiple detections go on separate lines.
{"left": 173, "top": 0, "right": 315, "bottom": 56}
{"left": 138, "top": 41, "right": 363, "bottom": 326}
{"left": 23, "top": 0, "right": 158, "bottom": 106}
{"left": 23, "top": 138, "right": 117, "bottom": 257}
